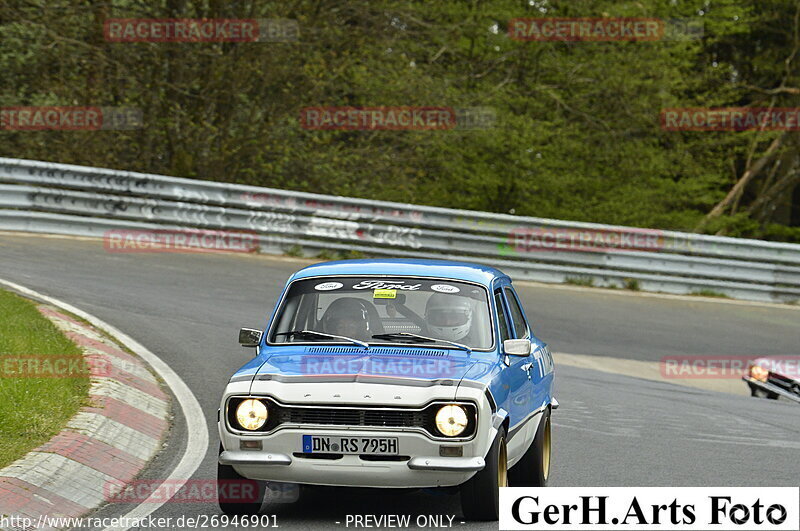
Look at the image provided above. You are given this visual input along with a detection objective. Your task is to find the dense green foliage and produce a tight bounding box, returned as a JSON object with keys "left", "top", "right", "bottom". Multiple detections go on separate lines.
{"left": 1, "top": 1, "right": 799, "bottom": 240}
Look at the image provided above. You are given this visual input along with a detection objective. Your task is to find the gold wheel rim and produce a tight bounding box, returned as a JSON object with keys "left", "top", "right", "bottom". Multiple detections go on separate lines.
{"left": 498, "top": 437, "right": 508, "bottom": 487}
{"left": 542, "top": 417, "right": 551, "bottom": 481}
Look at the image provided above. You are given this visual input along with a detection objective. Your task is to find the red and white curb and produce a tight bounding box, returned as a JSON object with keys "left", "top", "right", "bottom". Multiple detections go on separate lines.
{"left": 0, "top": 280, "right": 208, "bottom": 531}
{"left": 0, "top": 305, "right": 170, "bottom": 524}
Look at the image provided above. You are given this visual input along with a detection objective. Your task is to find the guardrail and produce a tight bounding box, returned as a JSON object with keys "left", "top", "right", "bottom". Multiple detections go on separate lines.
{"left": 1, "top": 157, "right": 799, "bottom": 304}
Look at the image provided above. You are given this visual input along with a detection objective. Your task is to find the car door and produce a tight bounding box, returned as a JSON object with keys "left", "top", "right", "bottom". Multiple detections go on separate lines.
{"left": 505, "top": 285, "right": 553, "bottom": 404}
{"left": 494, "top": 287, "right": 534, "bottom": 458}
{"left": 503, "top": 286, "right": 553, "bottom": 444}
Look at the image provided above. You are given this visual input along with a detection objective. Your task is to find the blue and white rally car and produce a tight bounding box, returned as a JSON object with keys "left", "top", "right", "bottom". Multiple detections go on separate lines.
{"left": 217, "top": 259, "right": 556, "bottom": 520}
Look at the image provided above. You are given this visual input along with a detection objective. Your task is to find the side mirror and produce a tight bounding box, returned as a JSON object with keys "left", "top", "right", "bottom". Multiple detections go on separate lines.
{"left": 239, "top": 328, "right": 263, "bottom": 348}
{"left": 503, "top": 338, "right": 531, "bottom": 357}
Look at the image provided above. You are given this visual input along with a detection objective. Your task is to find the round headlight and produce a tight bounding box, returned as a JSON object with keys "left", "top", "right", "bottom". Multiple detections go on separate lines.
{"left": 435, "top": 404, "right": 469, "bottom": 437}
{"left": 749, "top": 364, "right": 769, "bottom": 383}
{"left": 235, "top": 399, "right": 268, "bottom": 431}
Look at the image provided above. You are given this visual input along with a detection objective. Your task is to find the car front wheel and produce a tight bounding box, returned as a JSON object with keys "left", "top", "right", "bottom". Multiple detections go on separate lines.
{"left": 509, "top": 408, "right": 551, "bottom": 487}
{"left": 460, "top": 429, "right": 507, "bottom": 521}
{"left": 217, "top": 445, "right": 266, "bottom": 515}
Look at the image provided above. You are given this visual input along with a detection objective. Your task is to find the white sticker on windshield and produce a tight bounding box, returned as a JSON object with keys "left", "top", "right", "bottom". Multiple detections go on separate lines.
{"left": 314, "top": 282, "right": 343, "bottom": 291}
{"left": 431, "top": 284, "right": 460, "bottom": 294}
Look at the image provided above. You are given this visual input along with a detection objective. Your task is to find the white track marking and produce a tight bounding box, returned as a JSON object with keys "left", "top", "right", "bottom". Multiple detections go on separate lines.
{"left": 0, "top": 278, "right": 209, "bottom": 531}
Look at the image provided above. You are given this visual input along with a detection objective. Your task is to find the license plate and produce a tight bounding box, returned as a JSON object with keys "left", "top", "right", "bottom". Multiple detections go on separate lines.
{"left": 301, "top": 435, "right": 398, "bottom": 455}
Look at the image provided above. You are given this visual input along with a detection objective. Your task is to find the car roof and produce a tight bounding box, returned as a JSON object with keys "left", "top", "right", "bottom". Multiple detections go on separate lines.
{"left": 289, "top": 258, "right": 510, "bottom": 287}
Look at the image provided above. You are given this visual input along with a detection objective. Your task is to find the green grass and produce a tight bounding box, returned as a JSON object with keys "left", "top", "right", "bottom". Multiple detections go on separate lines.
{"left": 315, "top": 249, "right": 367, "bottom": 261}
{"left": 0, "top": 289, "right": 89, "bottom": 468}
{"left": 564, "top": 276, "right": 595, "bottom": 287}
{"left": 283, "top": 244, "right": 304, "bottom": 257}
{"left": 689, "top": 289, "right": 730, "bottom": 299}
{"left": 623, "top": 278, "right": 641, "bottom": 291}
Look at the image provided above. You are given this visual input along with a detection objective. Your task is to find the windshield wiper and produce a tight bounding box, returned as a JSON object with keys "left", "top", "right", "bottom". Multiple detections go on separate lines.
{"left": 371, "top": 332, "right": 471, "bottom": 353}
{"left": 276, "top": 330, "right": 369, "bottom": 349}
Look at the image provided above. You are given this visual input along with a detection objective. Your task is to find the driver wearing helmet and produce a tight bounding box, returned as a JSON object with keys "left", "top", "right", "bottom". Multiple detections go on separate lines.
{"left": 424, "top": 292, "right": 474, "bottom": 344}
{"left": 321, "top": 297, "right": 372, "bottom": 341}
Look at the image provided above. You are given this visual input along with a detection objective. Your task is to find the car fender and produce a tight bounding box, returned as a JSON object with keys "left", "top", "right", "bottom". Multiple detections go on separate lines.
{"left": 455, "top": 382, "right": 506, "bottom": 464}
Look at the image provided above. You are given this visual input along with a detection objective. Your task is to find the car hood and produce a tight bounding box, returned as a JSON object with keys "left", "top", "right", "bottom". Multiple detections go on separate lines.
{"left": 251, "top": 345, "right": 487, "bottom": 384}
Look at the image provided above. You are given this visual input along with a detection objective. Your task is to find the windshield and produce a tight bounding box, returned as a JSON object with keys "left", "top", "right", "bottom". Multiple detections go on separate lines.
{"left": 269, "top": 277, "right": 493, "bottom": 350}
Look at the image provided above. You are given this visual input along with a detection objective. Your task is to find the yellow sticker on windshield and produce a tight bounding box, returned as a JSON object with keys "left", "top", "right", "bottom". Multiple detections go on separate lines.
{"left": 373, "top": 289, "right": 397, "bottom": 299}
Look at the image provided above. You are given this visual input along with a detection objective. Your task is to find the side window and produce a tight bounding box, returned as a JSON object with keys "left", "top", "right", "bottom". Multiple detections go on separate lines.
{"left": 494, "top": 291, "right": 511, "bottom": 342}
{"left": 504, "top": 287, "right": 529, "bottom": 339}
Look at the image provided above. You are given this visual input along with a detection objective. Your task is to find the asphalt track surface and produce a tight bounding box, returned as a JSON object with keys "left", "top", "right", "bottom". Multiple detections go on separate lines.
{"left": 0, "top": 233, "right": 798, "bottom": 531}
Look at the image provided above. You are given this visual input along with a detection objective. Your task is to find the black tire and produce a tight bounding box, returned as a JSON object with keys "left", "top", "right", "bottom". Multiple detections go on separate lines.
{"left": 460, "top": 429, "right": 508, "bottom": 521}
{"left": 749, "top": 383, "right": 779, "bottom": 400}
{"left": 509, "top": 408, "right": 552, "bottom": 487}
{"left": 217, "top": 445, "right": 266, "bottom": 515}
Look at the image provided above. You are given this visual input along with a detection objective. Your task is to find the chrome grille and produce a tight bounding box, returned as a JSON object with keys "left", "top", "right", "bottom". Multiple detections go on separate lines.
{"left": 276, "top": 406, "right": 426, "bottom": 428}
{"left": 226, "top": 396, "right": 477, "bottom": 439}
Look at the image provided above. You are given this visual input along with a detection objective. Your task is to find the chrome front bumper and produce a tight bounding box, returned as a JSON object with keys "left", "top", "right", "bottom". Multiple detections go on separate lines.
{"left": 407, "top": 456, "right": 484, "bottom": 472}
{"left": 218, "top": 425, "right": 493, "bottom": 488}
{"left": 219, "top": 451, "right": 292, "bottom": 466}
{"left": 219, "top": 451, "right": 485, "bottom": 472}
